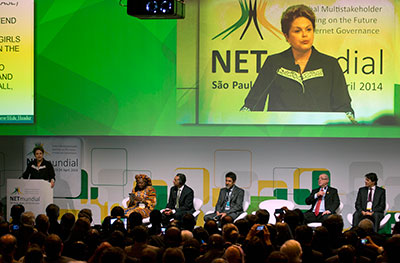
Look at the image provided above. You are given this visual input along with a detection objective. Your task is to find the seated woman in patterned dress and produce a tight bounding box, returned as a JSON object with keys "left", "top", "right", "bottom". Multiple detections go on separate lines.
{"left": 124, "top": 174, "right": 157, "bottom": 219}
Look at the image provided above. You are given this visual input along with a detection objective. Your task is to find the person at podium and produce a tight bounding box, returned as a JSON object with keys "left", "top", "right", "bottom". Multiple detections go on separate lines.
{"left": 22, "top": 146, "right": 55, "bottom": 188}
{"left": 241, "top": 4, "right": 354, "bottom": 116}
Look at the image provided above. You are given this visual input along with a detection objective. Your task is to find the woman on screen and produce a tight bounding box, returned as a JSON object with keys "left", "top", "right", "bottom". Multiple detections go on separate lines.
{"left": 22, "top": 146, "right": 55, "bottom": 188}
{"left": 124, "top": 174, "right": 156, "bottom": 219}
{"left": 241, "top": 5, "right": 354, "bottom": 115}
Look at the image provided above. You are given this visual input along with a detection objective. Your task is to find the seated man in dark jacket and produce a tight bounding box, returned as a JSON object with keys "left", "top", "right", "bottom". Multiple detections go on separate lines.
{"left": 162, "top": 173, "right": 195, "bottom": 226}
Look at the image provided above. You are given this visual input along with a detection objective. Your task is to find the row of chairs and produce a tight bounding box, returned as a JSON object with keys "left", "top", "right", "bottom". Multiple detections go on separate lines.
{"left": 121, "top": 196, "right": 395, "bottom": 229}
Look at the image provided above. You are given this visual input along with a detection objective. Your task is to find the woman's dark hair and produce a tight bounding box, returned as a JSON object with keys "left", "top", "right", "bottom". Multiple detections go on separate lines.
{"left": 281, "top": 5, "right": 315, "bottom": 35}
{"left": 33, "top": 145, "right": 45, "bottom": 154}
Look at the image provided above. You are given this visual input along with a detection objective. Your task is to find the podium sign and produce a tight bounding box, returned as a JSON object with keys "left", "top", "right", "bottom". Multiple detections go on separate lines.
{"left": 7, "top": 179, "right": 53, "bottom": 221}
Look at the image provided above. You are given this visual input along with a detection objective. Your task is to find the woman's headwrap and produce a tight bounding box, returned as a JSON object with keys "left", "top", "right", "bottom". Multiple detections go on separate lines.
{"left": 134, "top": 174, "right": 152, "bottom": 187}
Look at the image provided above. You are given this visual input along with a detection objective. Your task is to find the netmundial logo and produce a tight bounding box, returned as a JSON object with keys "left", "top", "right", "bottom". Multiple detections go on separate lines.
{"left": 11, "top": 187, "right": 22, "bottom": 195}
{"left": 212, "top": 0, "right": 283, "bottom": 40}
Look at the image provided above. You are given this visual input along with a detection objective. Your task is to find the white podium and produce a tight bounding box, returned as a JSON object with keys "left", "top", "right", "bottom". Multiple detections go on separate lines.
{"left": 199, "top": 111, "right": 353, "bottom": 125}
{"left": 7, "top": 179, "right": 53, "bottom": 221}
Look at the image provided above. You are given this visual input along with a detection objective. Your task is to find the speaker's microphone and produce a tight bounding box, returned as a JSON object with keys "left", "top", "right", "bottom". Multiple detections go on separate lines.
{"left": 241, "top": 68, "right": 279, "bottom": 112}
{"left": 346, "top": 112, "right": 358, "bottom": 124}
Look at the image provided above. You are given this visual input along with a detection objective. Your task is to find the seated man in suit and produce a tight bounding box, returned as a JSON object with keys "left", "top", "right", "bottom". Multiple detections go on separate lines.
{"left": 204, "top": 172, "right": 244, "bottom": 224}
{"left": 353, "top": 172, "right": 386, "bottom": 232}
{"left": 304, "top": 173, "right": 340, "bottom": 223}
{"left": 162, "top": 173, "right": 195, "bottom": 226}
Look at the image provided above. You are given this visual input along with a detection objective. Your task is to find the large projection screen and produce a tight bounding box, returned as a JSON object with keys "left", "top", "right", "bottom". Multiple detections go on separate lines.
{"left": 177, "top": 0, "right": 400, "bottom": 125}
{"left": 0, "top": 0, "right": 400, "bottom": 137}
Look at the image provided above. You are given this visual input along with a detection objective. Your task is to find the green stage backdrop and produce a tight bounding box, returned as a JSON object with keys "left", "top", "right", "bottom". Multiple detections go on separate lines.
{"left": 1, "top": 0, "right": 400, "bottom": 137}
